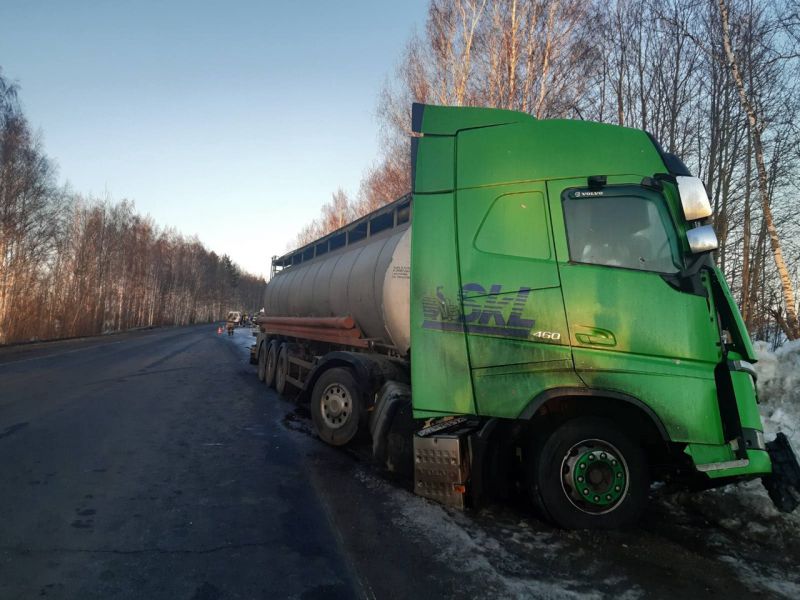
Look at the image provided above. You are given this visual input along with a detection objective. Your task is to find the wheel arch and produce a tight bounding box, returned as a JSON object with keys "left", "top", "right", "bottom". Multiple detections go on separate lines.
{"left": 519, "top": 387, "right": 670, "bottom": 442}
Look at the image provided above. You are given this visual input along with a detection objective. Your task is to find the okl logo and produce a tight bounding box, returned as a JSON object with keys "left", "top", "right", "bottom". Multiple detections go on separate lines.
{"left": 422, "top": 283, "right": 536, "bottom": 339}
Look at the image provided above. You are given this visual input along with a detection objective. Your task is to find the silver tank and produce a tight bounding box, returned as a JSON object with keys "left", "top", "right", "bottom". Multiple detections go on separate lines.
{"left": 264, "top": 224, "right": 411, "bottom": 355}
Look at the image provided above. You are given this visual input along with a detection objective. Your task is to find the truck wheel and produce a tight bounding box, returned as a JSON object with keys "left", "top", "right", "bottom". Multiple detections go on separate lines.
{"left": 256, "top": 342, "right": 267, "bottom": 382}
{"left": 528, "top": 417, "right": 648, "bottom": 529}
{"left": 311, "top": 368, "right": 362, "bottom": 446}
{"left": 275, "top": 343, "right": 290, "bottom": 396}
{"left": 264, "top": 340, "right": 279, "bottom": 388}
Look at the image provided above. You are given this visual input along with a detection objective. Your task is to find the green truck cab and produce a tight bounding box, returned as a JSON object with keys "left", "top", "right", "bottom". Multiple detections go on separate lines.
{"left": 409, "top": 103, "right": 797, "bottom": 527}
{"left": 257, "top": 103, "right": 799, "bottom": 529}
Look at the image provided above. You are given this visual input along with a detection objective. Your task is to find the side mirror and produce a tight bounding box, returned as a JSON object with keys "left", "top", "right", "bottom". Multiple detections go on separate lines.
{"left": 676, "top": 176, "right": 713, "bottom": 221}
{"left": 687, "top": 224, "right": 718, "bottom": 254}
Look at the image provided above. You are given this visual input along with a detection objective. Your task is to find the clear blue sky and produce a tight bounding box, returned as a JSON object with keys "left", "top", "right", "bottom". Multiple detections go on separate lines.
{"left": 0, "top": 0, "right": 427, "bottom": 278}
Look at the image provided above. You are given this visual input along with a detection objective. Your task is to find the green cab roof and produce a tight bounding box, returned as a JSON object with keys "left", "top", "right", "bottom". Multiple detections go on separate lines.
{"left": 412, "top": 103, "right": 670, "bottom": 194}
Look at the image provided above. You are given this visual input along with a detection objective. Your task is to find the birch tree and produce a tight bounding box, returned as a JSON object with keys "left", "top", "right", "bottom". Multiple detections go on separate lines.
{"left": 718, "top": 0, "right": 799, "bottom": 339}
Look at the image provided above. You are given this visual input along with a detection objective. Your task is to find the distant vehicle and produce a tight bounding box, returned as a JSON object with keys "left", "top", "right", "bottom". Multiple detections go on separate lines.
{"left": 253, "top": 103, "right": 800, "bottom": 529}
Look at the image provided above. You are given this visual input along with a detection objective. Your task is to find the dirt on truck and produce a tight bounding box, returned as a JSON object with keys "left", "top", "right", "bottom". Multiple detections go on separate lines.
{"left": 252, "top": 103, "right": 800, "bottom": 529}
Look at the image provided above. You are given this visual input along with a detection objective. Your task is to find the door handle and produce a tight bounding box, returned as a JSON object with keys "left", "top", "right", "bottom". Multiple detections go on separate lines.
{"left": 575, "top": 326, "right": 617, "bottom": 347}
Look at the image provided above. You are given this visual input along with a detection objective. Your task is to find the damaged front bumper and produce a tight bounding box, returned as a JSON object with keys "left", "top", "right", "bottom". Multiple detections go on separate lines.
{"left": 762, "top": 432, "right": 800, "bottom": 513}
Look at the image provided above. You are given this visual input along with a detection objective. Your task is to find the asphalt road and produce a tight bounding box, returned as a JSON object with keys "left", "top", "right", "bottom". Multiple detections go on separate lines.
{"left": 1, "top": 325, "right": 798, "bottom": 599}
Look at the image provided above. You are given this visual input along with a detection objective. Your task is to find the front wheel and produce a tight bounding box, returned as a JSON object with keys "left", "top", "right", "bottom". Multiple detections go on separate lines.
{"left": 528, "top": 417, "right": 648, "bottom": 529}
{"left": 311, "top": 368, "right": 363, "bottom": 446}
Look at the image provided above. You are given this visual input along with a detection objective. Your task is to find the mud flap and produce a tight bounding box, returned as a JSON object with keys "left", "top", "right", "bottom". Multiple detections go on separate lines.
{"left": 370, "top": 381, "right": 411, "bottom": 469}
{"left": 762, "top": 432, "right": 800, "bottom": 513}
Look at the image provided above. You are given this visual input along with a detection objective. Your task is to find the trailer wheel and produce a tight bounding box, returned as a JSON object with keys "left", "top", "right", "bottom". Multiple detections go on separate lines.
{"left": 311, "top": 368, "right": 362, "bottom": 446}
{"left": 275, "top": 343, "right": 290, "bottom": 396}
{"left": 256, "top": 342, "right": 267, "bottom": 382}
{"left": 264, "top": 340, "right": 279, "bottom": 389}
{"left": 528, "top": 417, "right": 648, "bottom": 529}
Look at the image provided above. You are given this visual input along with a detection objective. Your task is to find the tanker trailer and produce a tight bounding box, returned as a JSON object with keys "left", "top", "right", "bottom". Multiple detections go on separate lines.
{"left": 252, "top": 103, "right": 800, "bottom": 529}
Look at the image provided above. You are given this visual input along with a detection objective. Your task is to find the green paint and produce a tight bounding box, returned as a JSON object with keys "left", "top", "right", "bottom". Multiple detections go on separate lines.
{"left": 410, "top": 104, "right": 769, "bottom": 483}
{"left": 572, "top": 450, "right": 627, "bottom": 507}
{"left": 410, "top": 190, "right": 475, "bottom": 415}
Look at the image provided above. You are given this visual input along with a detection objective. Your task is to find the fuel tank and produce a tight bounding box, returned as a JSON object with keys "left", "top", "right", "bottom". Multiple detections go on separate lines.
{"left": 264, "top": 224, "right": 411, "bottom": 355}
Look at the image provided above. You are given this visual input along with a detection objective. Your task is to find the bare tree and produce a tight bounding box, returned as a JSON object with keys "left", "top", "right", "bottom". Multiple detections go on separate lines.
{"left": 718, "top": 0, "right": 799, "bottom": 339}
{"left": 289, "top": 0, "right": 800, "bottom": 344}
{"left": 293, "top": 188, "right": 357, "bottom": 246}
{"left": 0, "top": 69, "right": 264, "bottom": 344}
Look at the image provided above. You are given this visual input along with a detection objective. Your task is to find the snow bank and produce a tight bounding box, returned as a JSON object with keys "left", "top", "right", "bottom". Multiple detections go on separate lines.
{"left": 753, "top": 339, "right": 800, "bottom": 450}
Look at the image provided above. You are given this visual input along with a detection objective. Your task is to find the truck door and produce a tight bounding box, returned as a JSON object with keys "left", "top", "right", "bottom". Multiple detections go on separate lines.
{"left": 455, "top": 183, "right": 581, "bottom": 418}
{"left": 411, "top": 191, "right": 476, "bottom": 417}
{"left": 546, "top": 178, "right": 723, "bottom": 442}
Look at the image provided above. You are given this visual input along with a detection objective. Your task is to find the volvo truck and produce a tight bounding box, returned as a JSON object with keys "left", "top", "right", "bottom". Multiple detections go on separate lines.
{"left": 252, "top": 104, "right": 800, "bottom": 529}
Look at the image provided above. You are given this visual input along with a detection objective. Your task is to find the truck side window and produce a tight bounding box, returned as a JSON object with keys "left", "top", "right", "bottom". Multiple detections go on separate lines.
{"left": 563, "top": 188, "right": 681, "bottom": 273}
{"left": 474, "top": 191, "right": 551, "bottom": 260}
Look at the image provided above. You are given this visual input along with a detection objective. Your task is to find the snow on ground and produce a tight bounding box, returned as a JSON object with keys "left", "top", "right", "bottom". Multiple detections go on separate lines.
{"left": 718, "top": 555, "right": 800, "bottom": 599}
{"left": 353, "top": 468, "right": 644, "bottom": 600}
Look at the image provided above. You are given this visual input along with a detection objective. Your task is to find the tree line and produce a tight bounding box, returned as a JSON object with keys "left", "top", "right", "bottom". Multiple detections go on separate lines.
{"left": 0, "top": 70, "right": 263, "bottom": 345}
{"left": 298, "top": 0, "right": 800, "bottom": 344}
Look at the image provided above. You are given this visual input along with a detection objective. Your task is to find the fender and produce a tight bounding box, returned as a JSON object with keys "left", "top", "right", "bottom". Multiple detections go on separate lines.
{"left": 518, "top": 387, "right": 670, "bottom": 441}
{"left": 298, "top": 351, "right": 409, "bottom": 404}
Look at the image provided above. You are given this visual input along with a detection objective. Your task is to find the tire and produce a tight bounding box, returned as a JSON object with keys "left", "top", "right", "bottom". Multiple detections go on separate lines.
{"left": 527, "top": 417, "right": 648, "bottom": 529}
{"left": 256, "top": 342, "right": 267, "bottom": 382}
{"left": 264, "top": 340, "right": 279, "bottom": 389}
{"left": 275, "top": 343, "right": 290, "bottom": 397}
{"left": 311, "top": 368, "right": 362, "bottom": 446}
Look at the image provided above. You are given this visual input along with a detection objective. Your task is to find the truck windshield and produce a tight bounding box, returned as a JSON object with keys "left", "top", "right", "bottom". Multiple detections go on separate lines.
{"left": 562, "top": 187, "right": 682, "bottom": 274}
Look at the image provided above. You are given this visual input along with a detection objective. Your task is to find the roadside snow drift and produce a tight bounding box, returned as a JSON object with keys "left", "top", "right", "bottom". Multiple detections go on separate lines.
{"left": 754, "top": 339, "right": 800, "bottom": 450}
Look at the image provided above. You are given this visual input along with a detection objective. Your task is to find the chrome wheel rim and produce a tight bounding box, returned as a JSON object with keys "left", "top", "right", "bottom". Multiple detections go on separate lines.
{"left": 560, "top": 438, "right": 629, "bottom": 515}
{"left": 320, "top": 383, "right": 352, "bottom": 430}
